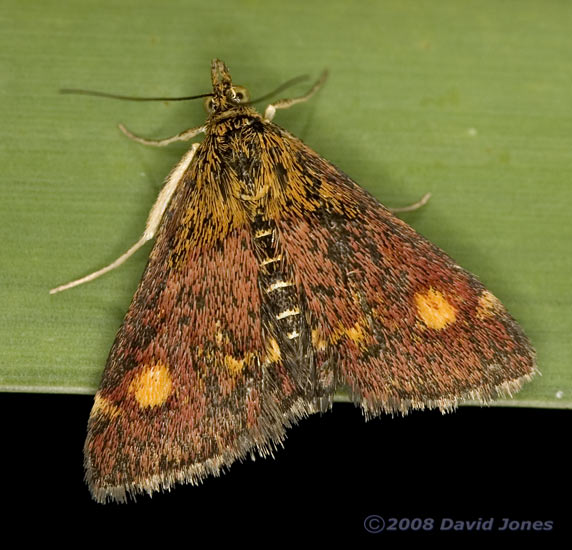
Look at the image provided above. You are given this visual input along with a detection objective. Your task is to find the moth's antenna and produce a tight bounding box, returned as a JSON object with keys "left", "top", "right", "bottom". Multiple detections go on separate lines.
{"left": 59, "top": 89, "right": 213, "bottom": 102}
{"left": 60, "top": 73, "right": 315, "bottom": 104}
{"left": 249, "top": 74, "right": 310, "bottom": 104}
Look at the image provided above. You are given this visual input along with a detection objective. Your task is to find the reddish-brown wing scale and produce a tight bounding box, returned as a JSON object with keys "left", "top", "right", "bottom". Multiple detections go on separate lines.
{"left": 272, "top": 139, "right": 536, "bottom": 414}
{"left": 84, "top": 60, "right": 536, "bottom": 503}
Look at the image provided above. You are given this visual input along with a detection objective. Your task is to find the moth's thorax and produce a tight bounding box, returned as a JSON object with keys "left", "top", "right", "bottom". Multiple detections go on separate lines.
{"left": 206, "top": 106, "right": 263, "bottom": 136}
{"left": 203, "top": 106, "right": 271, "bottom": 220}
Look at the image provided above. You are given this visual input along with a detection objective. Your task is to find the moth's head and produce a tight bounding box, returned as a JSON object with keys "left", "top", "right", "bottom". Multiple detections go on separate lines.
{"left": 206, "top": 59, "right": 250, "bottom": 114}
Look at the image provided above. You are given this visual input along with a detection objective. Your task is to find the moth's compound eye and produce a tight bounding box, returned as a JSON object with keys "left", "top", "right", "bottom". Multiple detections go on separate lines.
{"left": 230, "top": 85, "right": 250, "bottom": 104}
{"left": 204, "top": 96, "right": 215, "bottom": 113}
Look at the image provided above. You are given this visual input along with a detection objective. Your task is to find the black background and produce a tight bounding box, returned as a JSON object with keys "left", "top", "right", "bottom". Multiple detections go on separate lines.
{"left": 2, "top": 393, "right": 568, "bottom": 543}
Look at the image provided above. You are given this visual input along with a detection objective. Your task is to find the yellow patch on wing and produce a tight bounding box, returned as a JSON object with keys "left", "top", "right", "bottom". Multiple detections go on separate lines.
{"left": 476, "top": 290, "right": 502, "bottom": 319}
{"left": 129, "top": 362, "right": 173, "bottom": 408}
{"left": 264, "top": 338, "right": 281, "bottom": 364}
{"left": 329, "top": 318, "right": 371, "bottom": 349}
{"left": 91, "top": 392, "right": 121, "bottom": 419}
{"left": 312, "top": 328, "right": 327, "bottom": 351}
{"left": 414, "top": 287, "right": 457, "bottom": 330}
{"left": 345, "top": 320, "right": 369, "bottom": 346}
{"left": 224, "top": 353, "right": 254, "bottom": 375}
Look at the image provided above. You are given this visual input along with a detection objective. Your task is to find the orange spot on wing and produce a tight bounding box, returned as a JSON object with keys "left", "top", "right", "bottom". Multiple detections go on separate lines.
{"left": 476, "top": 290, "right": 502, "bottom": 319}
{"left": 345, "top": 320, "right": 369, "bottom": 347}
{"left": 312, "top": 328, "right": 327, "bottom": 351}
{"left": 129, "top": 362, "right": 173, "bottom": 408}
{"left": 329, "top": 318, "right": 371, "bottom": 349}
{"left": 90, "top": 392, "right": 121, "bottom": 419}
{"left": 264, "top": 338, "right": 281, "bottom": 363}
{"left": 414, "top": 287, "right": 457, "bottom": 330}
{"left": 224, "top": 353, "right": 254, "bottom": 375}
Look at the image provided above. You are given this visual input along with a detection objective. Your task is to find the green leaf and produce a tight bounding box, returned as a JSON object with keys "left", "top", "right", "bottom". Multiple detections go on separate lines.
{"left": 1, "top": 0, "right": 570, "bottom": 408}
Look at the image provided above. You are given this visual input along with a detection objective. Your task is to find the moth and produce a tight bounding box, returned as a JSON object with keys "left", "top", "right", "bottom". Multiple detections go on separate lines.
{"left": 52, "top": 59, "right": 536, "bottom": 503}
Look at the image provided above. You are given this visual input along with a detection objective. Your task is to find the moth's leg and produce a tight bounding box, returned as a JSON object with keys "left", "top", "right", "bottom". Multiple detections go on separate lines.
{"left": 118, "top": 124, "right": 205, "bottom": 147}
{"left": 50, "top": 142, "right": 200, "bottom": 294}
{"left": 264, "top": 70, "right": 328, "bottom": 122}
{"left": 388, "top": 192, "right": 432, "bottom": 214}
